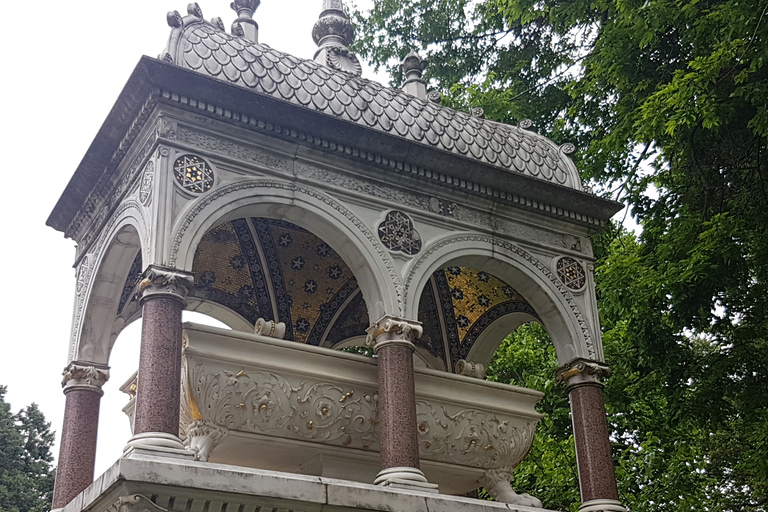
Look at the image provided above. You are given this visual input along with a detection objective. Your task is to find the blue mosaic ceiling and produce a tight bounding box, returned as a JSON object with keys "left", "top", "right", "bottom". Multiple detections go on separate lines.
{"left": 118, "top": 218, "right": 539, "bottom": 370}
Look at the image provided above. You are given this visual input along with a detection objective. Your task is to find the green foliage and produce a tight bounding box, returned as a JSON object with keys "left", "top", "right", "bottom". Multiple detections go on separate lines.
{"left": 0, "top": 386, "right": 55, "bottom": 512}
{"left": 352, "top": 0, "right": 768, "bottom": 508}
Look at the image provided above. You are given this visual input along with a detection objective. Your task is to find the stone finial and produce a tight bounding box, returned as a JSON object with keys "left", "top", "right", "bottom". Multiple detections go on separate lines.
{"left": 312, "top": 0, "right": 362, "bottom": 76}
{"left": 400, "top": 50, "right": 428, "bottom": 99}
{"left": 230, "top": 0, "right": 260, "bottom": 43}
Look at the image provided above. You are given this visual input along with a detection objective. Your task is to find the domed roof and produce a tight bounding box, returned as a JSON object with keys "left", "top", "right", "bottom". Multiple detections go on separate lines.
{"left": 161, "top": 9, "right": 585, "bottom": 190}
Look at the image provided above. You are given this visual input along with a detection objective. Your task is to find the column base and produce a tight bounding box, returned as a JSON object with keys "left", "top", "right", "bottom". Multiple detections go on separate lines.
{"left": 579, "top": 499, "right": 627, "bottom": 512}
{"left": 123, "top": 432, "right": 195, "bottom": 460}
{"left": 374, "top": 467, "right": 439, "bottom": 493}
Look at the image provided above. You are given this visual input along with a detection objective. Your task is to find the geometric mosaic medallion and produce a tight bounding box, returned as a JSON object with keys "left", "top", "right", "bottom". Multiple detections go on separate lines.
{"left": 377, "top": 210, "right": 422, "bottom": 256}
{"left": 556, "top": 256, "right": 586, "bottom": 291}
{"left": 173, "top": 154, "right": 214, "bottom": 193}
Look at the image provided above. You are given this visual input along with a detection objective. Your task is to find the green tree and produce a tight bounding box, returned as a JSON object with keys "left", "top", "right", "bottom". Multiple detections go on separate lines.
{"left": 349, "top": 0, "right": 768, "bottom": 508}
{"left": 0, "top": 386, "right": 55, "bottom": 512}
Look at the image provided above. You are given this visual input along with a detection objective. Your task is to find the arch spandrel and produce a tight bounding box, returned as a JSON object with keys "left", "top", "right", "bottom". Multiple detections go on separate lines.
{"left": 403, "top": 233, "right": 601, "bottom": 366}
{"left": 169, "top": 179, "right": 402, "bottom": 327}
{"left": 71, "top": 205, "right": 149, "bottom": 365}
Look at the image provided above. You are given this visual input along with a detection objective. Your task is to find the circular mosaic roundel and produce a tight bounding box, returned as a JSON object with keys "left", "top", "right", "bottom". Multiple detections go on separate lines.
{"left": 556, "top": 257, "right": 586, "bottom": 290}
{"left": 173, "top": 155, "right": 214, "bottom": 193}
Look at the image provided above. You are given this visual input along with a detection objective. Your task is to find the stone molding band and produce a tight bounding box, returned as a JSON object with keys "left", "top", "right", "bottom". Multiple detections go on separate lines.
{"left": 558, "top": 358, "right": 611, "bottom": 390}
{"left": 136, "top": 265, "right": 195, "bottom": 306}
{"left": 61, "top": 362, "right": 110, "bottom": 396}
{"left": 579, "top": 499, "right": 627, "bottom": 512}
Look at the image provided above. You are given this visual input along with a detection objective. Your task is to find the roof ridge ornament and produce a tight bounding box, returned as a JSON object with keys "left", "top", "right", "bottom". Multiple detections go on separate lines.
{"left": 230, "top": 0, "right": 260, "bottom": 43}
{"left": 312, "top": 0, "right": 362, "bottom": 76}
{"left": 400, "top": 49, "right": 428, "bottom": 99}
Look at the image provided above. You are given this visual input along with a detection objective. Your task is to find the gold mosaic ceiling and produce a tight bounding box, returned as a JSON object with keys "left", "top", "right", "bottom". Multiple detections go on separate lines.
{"left": 119, "top": 218, "right": 539, "bottom": 371}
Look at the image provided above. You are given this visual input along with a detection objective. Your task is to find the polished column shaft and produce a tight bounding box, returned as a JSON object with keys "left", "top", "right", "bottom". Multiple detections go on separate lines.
{"left": 560, "top": 359, "right": 625, "bottom": 512}
{"left": 52, "top": 362, "right": 109, "bottom": 509}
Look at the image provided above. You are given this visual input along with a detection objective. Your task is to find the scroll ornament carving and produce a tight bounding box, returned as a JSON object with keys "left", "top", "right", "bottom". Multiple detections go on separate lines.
{"left": 181, "top": 357, "right": 380, "bottom": 458}
{"left": 109, "top": 494, "right": 168, "bottom": 512}
{"left": 139, "top": 161, "right": 154, "bottom": 205}
{"left": 61, "top": 362, "right": 109, "bottom": 395}
{"left": 455, "top": 359, "right": 486, "bottom": 379}
{"left": 479, "top": 468, "right": 543, "bottom": 507}
{"left": 415, "top": 401, "right": 537, "bottom": 470}
{"left": 136, "top": 265, "right": 194, "bottom": 304}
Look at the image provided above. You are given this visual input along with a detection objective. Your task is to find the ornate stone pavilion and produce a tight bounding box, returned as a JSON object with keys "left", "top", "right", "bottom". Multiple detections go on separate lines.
{"left": 47, "top": 1, "right": 626, "bottom": 511}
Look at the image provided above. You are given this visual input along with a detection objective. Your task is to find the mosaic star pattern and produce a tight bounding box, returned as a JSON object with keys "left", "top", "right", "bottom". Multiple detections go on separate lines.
{"left": 377, "top": 211, "right": 422, "bottom": 255}
{"left": 556, "top": 257, "right": 586, "bottom": 290}
{"left": 173, "top": 155, "right": 214, "bottom": 193}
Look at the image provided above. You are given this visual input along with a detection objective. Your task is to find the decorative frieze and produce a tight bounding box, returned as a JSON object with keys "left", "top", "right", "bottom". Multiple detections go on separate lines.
{"left": 61, "top": 362, "right": 110, "bottom": 395}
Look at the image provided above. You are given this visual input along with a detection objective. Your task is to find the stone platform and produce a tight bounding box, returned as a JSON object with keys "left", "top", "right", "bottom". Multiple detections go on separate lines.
{"left": 62, "top": 451, "right": 556, "bottom": 512}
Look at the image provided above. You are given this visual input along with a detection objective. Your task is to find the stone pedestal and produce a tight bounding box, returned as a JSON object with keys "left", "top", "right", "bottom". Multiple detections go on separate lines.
{"left": 125, "top": 265, "right": 194, "bottom": 455}
{"left": 559, "top": 359, "right": 626, "bottom": 512}
{"left": 52, "top": 362, "right": 109, "bottom": 509}
{"left": 367, "top": 316, "right": 437, "bottom": 492}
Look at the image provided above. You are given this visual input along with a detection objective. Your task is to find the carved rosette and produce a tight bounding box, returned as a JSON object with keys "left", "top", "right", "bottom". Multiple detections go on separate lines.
{"left": 416, "top": 401, "right": 537, "bottom": 470}
{"left": 365, "top": 315, "right": 423, "bottom": 352}
{"left": 557, "top": 358, "right": 611, "bottom": 389}
{"left": 135, "top": 265, "right": 194, "bottom": 306}
{"left": 61, "top": 362, "right": 110, "bottom": 395}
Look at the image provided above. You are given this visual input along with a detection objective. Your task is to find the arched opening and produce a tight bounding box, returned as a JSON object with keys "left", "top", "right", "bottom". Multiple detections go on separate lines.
{"left": 185, "top": 216, "right": 371, "bottom": 347}
{"left": 415, "top": 265, "right": 540, "bottom": 372}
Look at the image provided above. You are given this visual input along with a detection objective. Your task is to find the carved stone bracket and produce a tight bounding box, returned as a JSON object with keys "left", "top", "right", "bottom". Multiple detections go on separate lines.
{"left": 110, "top": 494, "right": 168, "bottom": 512}
{"left": 61, "top": 362, "right": 110, "bottom": 396}
{"left": 479, "top": 468, "right": 543, "bottom": 507}
{"left": 135, "top": 265, "right": 194, "bottom": 306}
{"left": 185, "top": 420, "right": 228, "bottom": 462}
{"left": 366, "top": 315, "right": 423, "bottom": 352}
{"left": 557, "top": 358, "right": 611, "bottom": 389}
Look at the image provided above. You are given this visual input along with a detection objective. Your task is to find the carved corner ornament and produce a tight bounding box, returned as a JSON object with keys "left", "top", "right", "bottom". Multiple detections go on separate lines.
{"left": 61, "top": 362, "right": 110, "bottom": 396}
{"left": 365, "top": 315, "right": 423, "bottom": 353}
{"left": 135, "top": 265, "right": 195, "bottom": 306}
{"left": 479, "top": 468, "right": 543, "bottom": 508}
{"left": 557, "top": 358, "right": 611, "bottom": 389}
{"left": 112, "top": 494, "right": 167, "bottom": 512}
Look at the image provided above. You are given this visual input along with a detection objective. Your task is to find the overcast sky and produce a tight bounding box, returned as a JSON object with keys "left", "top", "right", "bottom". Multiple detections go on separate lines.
{"left": 1, "top": 0, "right": 383, "bottom": 477}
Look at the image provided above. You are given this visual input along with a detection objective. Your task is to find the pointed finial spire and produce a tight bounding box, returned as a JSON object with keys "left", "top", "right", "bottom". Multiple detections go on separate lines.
{"left": 230, "top": 0, "right": 260, "bottom": 42}
{"left": 312, "top": 0, "right": 362, "bottom": 76}
{"left": 400, "top": 50, "right": 428, "bottom": 99}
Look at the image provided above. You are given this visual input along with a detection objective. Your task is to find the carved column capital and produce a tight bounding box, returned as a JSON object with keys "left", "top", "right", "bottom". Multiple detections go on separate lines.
{"left": 557, "top": 358, "right": 611, "bottom": 390}
{"left": 61, "top": 362, "right": 110, "bottom": 396}
{"left": 136, "top": 265, "right": 194, "bottom": 306}
{"left": 366, "top": 315, "right": 423, "bottom": 353}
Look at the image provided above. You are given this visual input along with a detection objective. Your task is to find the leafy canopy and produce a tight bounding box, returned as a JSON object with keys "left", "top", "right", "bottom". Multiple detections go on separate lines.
{"left": 0, "top": 386, "right": 56, "bottom": 512}
{"left": 350, "top": 0, "right": 768, "bottom": 509}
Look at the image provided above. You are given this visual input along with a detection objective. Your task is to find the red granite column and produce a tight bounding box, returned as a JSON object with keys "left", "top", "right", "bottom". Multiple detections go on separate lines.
{"left": 559, "top": 359, "right": 626, "bottom": 512}
{"left": 52, "top": 362, "right": 109, "bottom": 509}
{"left": 124, "top": 265, "right": 194, "bottom": 454}
{"left": 367, "top": 316, "right": 437, "bottom": 491}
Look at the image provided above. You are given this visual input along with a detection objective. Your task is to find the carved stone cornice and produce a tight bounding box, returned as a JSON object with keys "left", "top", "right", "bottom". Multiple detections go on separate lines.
{"left": 557, "top": 358, "right": 611, "bottom": 390}
{"left": 136, "top": 265, "right": 194, "bottom": 306}
{"left": 365, "top": 315, "right": 423, "bottom": 352}
{"left": 61, "top": 362, "right": 110, "bottom": 395}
